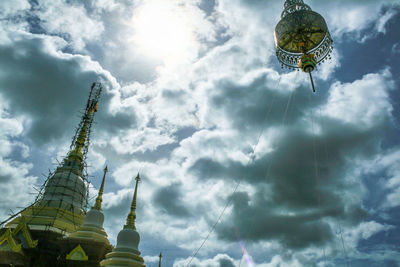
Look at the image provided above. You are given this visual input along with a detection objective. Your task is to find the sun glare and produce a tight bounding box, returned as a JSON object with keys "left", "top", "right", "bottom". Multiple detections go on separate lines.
{"left": 132, "top": 1, "right": 196, "bottom": 67}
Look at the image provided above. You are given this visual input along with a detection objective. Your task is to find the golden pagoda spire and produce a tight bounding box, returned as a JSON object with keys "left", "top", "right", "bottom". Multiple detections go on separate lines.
{"left": 93, "top": 166, "right": 108, "bottom": 210}
{"left": 64, "top": 83, "right": 101, "bottom": 167}
{"left": 70, "top": 102, "right": 97, "bottom": 158}
{"left": 4, "top": 83, "right": 103, "bottom": 237}
{"left": 72, "top": 117, "right": 89, "bottom": 156}
{"left": 125, "top": 173, "right": 140, "bottom": 229}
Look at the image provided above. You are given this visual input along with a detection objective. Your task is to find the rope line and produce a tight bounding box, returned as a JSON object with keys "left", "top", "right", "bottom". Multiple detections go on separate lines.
{"left": 318, "top": 106, "right": 350, "bottom": 267}
{"left": 185, "top": 75, "right": 283, "bottom": 267}
{"left": 234, "top": 75, "right": 295, "bottom": 267}
{"left": 238, "top": 255, "right": 243, "bottom": 267}
{"left": 261, "top": 71, "right": 298, "bottom": 192}
{"left": 282, "top": 87, "right": 295, "bottom": 126}
{"left": 311, "top": 106, "right": 327, "bottom": 266}
{"left": 306, "top": 76, "right": 350, "bottom": 266}
{"left": 338, "top": 220, "right": 349, "bottom": 267}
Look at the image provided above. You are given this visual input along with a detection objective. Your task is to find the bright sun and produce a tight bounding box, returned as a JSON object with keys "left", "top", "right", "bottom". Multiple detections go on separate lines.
{"left": 132, "top": 0, "right": 196, "bottom": 66}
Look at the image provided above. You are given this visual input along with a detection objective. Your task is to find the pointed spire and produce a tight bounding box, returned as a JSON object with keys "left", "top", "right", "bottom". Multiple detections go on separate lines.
{"left": 72, "top": 117, "right": 89, "bottom": 155}
{"left": 62, "top": 113, "right": 91, "bottom": 172}
{"left": 159, "top": 252, "right": 162, "bottom": 267}
{"left": 93, "top": 166, "right": 108, "bottom": 210}
{"left": 125, "top": 173, "right": 140, "bottom": 229}
{"left": 69, "top": 105, "right": 94, "bottom": 158}
{"left": 64, "top": 83, "right": 102, "bottom": 169}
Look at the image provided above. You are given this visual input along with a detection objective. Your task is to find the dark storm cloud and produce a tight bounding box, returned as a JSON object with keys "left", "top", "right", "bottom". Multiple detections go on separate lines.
{"left": 199, "top": 0, "right": 216, "bottom": 16}
{"left": 0, "top": 35, "right": 137, "bottom": 146}
{"left": 189, "top": 74, "right": 392, "bottom": 249}
{"left": 190, "top": 120, "right": 385, "bottom": 248}
{"left": 103, "top": 188, "right": 147, "bottom": 226}
{"left": 217, "top": 191, "right": 334, "bottom": 249}
{"left": 162, "top": 89, "right": 187, "bottom": 101}
{"left": 153, "top": 183, "right": 192, "bottom": 218}
{"left": 103, "top": 194, "right": 130, "bottom": 220}
{"left": 0, "top": 174, "right": 11, "bottom": 184}
{"left": 218, "top": 257, "right": 235, "bottom": 267}
{"left": 96, "top": 101, "right": 138, "bottom": 135}
{"left": 0, "top": 37, "right": 97, "bottom": 145}
{"left": 0, "top": 0, "right": 398, "bottom": 265}
{"left": 211, "top": 73, "right": 321, "bottom": 130}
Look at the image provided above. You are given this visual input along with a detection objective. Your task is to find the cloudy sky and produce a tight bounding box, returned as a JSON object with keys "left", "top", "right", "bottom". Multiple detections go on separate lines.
{"left": 1, "top": 0, "right": 400, "bottom": 266}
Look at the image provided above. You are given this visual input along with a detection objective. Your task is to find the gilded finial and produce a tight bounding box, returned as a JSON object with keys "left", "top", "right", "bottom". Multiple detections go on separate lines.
{"left": 71, "top": 108, "right": 92, "bottom": 156}
{"left": 93, "top": 166, "right": 108, "bottom": 210}
{"left": 67, "top": 84, "right": 101, "bottom": 162}
{"left": 125, "top": 173, "right": 140, "bottom": 229}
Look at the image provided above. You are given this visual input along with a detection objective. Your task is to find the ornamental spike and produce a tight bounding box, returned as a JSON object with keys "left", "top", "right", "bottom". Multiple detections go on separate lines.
{"left": 93, "top": 166, "right": 108, "bottom": 210}
{"left": 125, "top": 173, "right": 141, "bottom": 229}
{"left": 63, "top": 83, "right": 102, "bottom": 170}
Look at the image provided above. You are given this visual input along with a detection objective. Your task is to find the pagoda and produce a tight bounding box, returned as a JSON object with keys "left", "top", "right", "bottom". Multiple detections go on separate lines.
{"left": 58, "top": 166, "right": 113, "bottom": 266}
{"left": 100, "top": 174, "right": 146, "bottom": 267}
{"left": 0, "top": 83, "right": 105, "bottom": 266}
{"left": 0, "top": 83, "right": 148, "bottom": 266}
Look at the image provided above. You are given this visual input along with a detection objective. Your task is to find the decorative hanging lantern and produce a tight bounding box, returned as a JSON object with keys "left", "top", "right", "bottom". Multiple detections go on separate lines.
{"left": 275, "top": 0, "right": 333, "bottom": 92}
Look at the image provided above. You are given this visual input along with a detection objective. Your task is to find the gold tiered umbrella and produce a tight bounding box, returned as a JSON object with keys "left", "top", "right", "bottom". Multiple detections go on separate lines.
{"left": 275, "top": 0, "right": 333, "bottom": 92}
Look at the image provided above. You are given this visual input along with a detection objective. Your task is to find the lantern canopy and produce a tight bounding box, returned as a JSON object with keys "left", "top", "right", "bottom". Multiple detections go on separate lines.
{"left": 274, "top": 0, "right": 333, "bottom": 92}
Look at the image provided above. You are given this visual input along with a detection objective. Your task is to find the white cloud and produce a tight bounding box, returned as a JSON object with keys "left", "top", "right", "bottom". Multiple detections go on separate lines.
{"left": 89, "top": 0, "right": 121, "bottom": 12}
{"left": 315, "top": 49, "right": 341, "bottom": 81}
{"left": 173, "top": 253, "right": 237, "bottom": 267}
{"left": 0, "top": 101, "right": 37, "bottom": 220}
{"left": 369, "top": 149, "right": 400, "bottom": 209}
{"left": 344, "top": 221, "right": 394, "bottom": 251}
{"left": 143, "top": 254, "right": 160, "bottom": 264}
{"left": 0, "top": 0, "right": 30, "bottom": 35}
{"left": 174, "top": 130, "right": 250, "bottom": 166}
{"left": 110, "top": 128, "right": 176, "bottom": 155}
{"left": 392, "top": 43, "right": 400, "bottom": 54}
{"left": 323, "top": 69, "right": 394, "bottom": 127}
{"left": 0, "top": 0, "right": 399, "bottom": 266}
{"left": 315, "top": 0, "right": 399, "bottom": 41}
{"left": 259, "top": 255, "right": 304, "bottom": 267}
{"left": 34, "top": 0, "right": 104, "bottom": 50}
{"left": 375, "top": 9, "right": 397, "bottom": 34}
{"left": 0, "top": 0, "right": 30, "bottom": 18}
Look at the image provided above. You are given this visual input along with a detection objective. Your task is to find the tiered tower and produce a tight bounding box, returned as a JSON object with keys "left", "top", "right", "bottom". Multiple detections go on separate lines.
{"left": 0, "top": 83, "right": 149, "bottom": 267}
{"left": 0, "top": 83, "right": 103, "bottom": 266}
{"left": 6, "top": 83, "right": 102, "bottom": 234}
{"left": 59, "top": 166, "right": 113, "bottom": 265}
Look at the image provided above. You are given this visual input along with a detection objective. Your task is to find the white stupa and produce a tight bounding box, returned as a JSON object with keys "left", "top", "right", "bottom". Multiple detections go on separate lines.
{"left": 67, "top": 166, "right": 110, "bottom": 244}
{"left": 100, "top": 173, "right": 146, "bottom": 267}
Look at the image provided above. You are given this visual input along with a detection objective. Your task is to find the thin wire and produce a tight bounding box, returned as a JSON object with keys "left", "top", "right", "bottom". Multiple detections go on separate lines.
{"left": 185, "top": 75, "right": 283, "bottom": 267}
{"left": 310, "top": 95, "right": 328, "bottom": 266}
{"left": 282, "top": 86, "right": 295, "bottom": 126}
{"left": 185, "top": 181, "right": 241, "bottom": 267}
{"left": 259, "top": 73, "right": 297, "bottom": 190}
{"left": 238, "top": 255, "right": 243, "bottom": 267}
{"left": 235, "top": 73, "right": 296, "bottom": 267}
{"left": 261, "top": 71, "right": 298, "bottom": 186}
{"left": 338, "top": 220, "right": 349, "bottom": 267}
{"left": 253, "top": 77, "right": 282, "bottom": 157}
{"left": 318, "top": 106, "right": 349, "bottom": 267}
